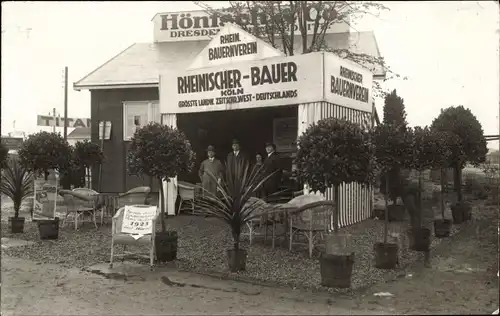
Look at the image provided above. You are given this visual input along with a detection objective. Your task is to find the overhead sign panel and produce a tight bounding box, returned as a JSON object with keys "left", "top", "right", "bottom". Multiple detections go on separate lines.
{"left": 160, "top": 53, "right": 323, "bottom": 114}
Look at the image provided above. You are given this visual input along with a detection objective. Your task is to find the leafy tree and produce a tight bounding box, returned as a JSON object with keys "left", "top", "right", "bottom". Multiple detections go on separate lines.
{"left": 74, "top": 140, "right": 104, "bottom": 188}
{"left": 127, "top": 123, "right": 196, "bottom": 232}
{"left": 0, "top": 142, "right": 8, "bottom": 169}
{"left": 382, "top": 89, "right": 407, "bottom": 128}
{"left": 431, "top": 106, "right": 488, "bottom": 202}
{"left": 0, "top": 157, "right": 34, "bottom": 218}
{"left": 295, "top": 117, "right": 373, "bottom": 194}
{"left": 407, "top": 126, "right": 452, "bottom": 228}
{"left": 371, "top": 124, "right": 412, "bottom": 243}
{"left": 380, "top": 89, "right": 408, "bottom": 203}
{"left": 199, "top": 1, "right": 405, "bottom": 97}
{"left": 18, "top": 132, "right": 72, "bottom": 180}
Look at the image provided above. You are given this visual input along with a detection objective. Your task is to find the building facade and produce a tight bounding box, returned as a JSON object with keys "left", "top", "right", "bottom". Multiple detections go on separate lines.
{"left": 74, "top": 8, "right": 385, "bottom": 225}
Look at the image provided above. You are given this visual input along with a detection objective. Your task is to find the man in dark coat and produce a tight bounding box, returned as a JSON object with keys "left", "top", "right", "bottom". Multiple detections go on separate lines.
{"left": 262, "top": 142, "right": 282, "bottom": 197}
{"left": 226, "top": 139, "right": 249, "bottom": 180}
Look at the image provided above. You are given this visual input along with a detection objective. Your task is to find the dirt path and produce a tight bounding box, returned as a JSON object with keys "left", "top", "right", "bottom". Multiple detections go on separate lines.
{"left": 1, "top": 256, "right": 390, "bottom": 316}
{"left": 356, "top": 208, "right": 499, "bottom": 315}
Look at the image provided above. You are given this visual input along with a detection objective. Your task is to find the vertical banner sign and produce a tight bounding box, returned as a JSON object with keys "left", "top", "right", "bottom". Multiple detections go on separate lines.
{"left": 121, "top": 205, "right": 158, "bottom": 239}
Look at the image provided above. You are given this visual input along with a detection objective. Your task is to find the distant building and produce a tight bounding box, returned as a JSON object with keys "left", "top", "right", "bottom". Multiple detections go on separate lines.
{"left": 66, "top": 128, "right": 90, "bottom": 146}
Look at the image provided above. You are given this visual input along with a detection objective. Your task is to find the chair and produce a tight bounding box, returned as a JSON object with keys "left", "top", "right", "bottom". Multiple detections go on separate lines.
{"left": 114, "top": 186, "right": 151, "bottom": 213}
{"left": 288, "top": 195, "right": 335, "bottom": 258}
{"left": 60, "top": 190, "right": 98, "bottom": 230}
{"left": 110, "top": 205, "right": 159, "bottom": 270}
{"left": 177, "top": 181, "right": 195, "bottom": 214}
{"left": 240, "top": 197, "right": 275, "bottom": 245}
{"left": 72, "top": 187, "right": 105, "bottom": 225}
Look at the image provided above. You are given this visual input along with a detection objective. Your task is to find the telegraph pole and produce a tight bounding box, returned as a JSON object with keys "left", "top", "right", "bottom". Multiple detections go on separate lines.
{"left": 52, "top": 108, "right": 56, "bottom": 133}
{"left": 63, "top": 66, "right": 68, "bottom": 140}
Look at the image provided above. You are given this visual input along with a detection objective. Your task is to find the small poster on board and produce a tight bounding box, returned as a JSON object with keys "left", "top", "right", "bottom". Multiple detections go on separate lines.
{"left": 32, "top": 175, "right": 57, "bottom": 220}
{"left": 121, "top": 205, "right": 158, "bottom": 238}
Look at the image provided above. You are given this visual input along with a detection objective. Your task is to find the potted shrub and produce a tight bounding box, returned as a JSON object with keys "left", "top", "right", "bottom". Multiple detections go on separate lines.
{"left": 73, "top": 140, "right": 104, "bottom": 189}
{"left": 407, "top": 126, "right": 447, "bottom": 251}
{"left": 431, "top": 106, "right": 488, "bottom": 223}
{"left": 18, "top": 131, "right": 72, "bottom": 239}
{"left": 1, "top": 157, "right": 34, "bottom": 233}
{"left": 128, "top": 123, "right": 195, "bottom": 263}
{"left": 372, "top": 124, "right": 412, "bottom": 269}
{"left": 195, "top": 162, "right": 280, "bottom": 272}
{"left": 431, "top": 132, "right": 453, "bottom": 238}
{"left": 380, "top": 89, "right": 409, "bottom": 222}
{"left": 295, "top": 118, "right": 373, "bottom": 288}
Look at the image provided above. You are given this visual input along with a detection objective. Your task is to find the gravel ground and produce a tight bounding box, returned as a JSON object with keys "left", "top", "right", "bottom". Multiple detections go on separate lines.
{"left": 1, "top": 195, "right": 480, "bottom": 294}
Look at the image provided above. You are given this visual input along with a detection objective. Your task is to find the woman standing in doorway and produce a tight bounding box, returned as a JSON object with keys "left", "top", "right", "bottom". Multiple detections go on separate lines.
{"left": 198, "top": 145, "right": 224, "bottom": 198}
{"left": 251, "top": 153, "right": 265, "bottom": 198}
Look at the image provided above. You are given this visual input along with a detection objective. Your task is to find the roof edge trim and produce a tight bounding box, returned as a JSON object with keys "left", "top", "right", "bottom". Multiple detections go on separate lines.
{"left": 74, "top": 83, "right": 159, "bottom": 91}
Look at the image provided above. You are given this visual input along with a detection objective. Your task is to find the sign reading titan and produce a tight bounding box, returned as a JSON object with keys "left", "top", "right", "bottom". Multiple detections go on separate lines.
{"left": 154, "top": 5, "right": 349, "bottom": 42}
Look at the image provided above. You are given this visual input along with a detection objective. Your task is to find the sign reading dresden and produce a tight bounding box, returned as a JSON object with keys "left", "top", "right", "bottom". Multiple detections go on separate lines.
{"left": 160, "top": 53, "right": 323, "bottom": 114}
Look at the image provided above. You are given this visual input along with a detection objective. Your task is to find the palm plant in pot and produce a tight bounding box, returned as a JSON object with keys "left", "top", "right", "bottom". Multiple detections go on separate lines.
{"left": 18, "top": 132, "right": 72, "bottom": 240}
{"left": 1, "top": 157, "right": 34, "bottom": 233}
{"left": 194, "top": 161, "right": 282, "bottom": 272}
{"left": 371, "top": 124, "right": 413, "bottom": 269}
{"left": 127, "top": 123, "right": 195, "bottom": 263}
{"left": 295, "top": 118, "right": 374, "bottom": 288}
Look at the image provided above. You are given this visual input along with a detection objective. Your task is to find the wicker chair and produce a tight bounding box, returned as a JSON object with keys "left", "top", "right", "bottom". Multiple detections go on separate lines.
{"left": 288, "top": 195, "right": 336, "bottom": 258}
{"left": 72, "top": 188, "right": 105, "bottom": 225}
{"left": 177, "top": 181, "right": 196, "bottom": 214}
{"left": 60, "top": 190, "right": 98, "bottom": 230}
{"left": 114, "top": 186, "right": 151, "bottom": 212}
{"left": 110, "top": 205, "right": 159, "bottom": 270}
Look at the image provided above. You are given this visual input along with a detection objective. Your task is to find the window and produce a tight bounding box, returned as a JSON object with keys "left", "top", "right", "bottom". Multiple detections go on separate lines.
{"left": 123, "top": 101, "right": 160, "bottom": 141}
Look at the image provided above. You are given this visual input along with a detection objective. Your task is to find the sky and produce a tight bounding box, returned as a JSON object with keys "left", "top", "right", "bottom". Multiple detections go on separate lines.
{"left": 2, "top": 1, "right": 499, "bottom": 149}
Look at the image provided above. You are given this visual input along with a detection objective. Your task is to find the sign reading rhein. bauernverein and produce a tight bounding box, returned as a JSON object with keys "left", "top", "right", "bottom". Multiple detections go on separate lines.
{"left": 160, "top": 53, "right": 323, "bottom": 114}
{"left": 188, "top": 23, "right": 283, "bottom": 69}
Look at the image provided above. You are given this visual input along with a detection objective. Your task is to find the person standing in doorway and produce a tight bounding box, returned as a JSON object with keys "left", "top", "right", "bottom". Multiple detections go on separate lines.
{"left": 199, "top": 145, "right": 224, "bottom": 197}
{"left": 251, "top": 153, "right": 265, "bottom": 198}
{"left": 226, "top": 139, "right": 249, "bottom": 180}
{"left": 262, "top": 142, "right": 282, "bottom": 197}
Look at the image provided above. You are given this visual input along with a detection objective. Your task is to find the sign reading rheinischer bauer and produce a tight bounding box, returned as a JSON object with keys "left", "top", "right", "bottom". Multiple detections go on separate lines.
{"left": 323, "top": 53, "right": 373, "bottom": 113}
{"left": 160, "top": 53, "right": 323, "bottom": 114}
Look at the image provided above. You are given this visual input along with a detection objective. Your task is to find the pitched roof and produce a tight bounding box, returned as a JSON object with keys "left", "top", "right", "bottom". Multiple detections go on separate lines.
{"left": 74, "top": 31, "right": 385, "bottom": 90}
{"left": 67, "top": 128, "right": 90, "bottom": 139}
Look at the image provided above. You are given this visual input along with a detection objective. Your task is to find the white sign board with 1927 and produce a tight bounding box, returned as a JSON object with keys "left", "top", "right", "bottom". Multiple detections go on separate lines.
{"left": 121, "top": 205, "right": 158, "bottom": 237}
{"left": 160, "top": 53, "right": 323, "bottom": 114}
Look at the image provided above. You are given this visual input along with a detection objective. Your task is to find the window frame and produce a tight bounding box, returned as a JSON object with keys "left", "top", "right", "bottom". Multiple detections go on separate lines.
{"left": 122, "top": 100, "right": 160, "bottom": 141}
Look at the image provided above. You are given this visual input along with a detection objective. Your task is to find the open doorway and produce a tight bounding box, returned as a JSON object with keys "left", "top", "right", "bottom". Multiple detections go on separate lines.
{"left": 177, "top": 105, "right": 298, "bottom": 184}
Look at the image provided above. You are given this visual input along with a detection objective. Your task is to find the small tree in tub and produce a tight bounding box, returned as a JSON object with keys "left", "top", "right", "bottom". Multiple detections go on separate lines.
{"left": 371, "top": 123, "right": 413, "bottom": 269}
{"left": 295, "top": 117, "right": 374, "bottom": 288}
{"left": 128, "top": 122, "right": 195, "bottom": 263}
